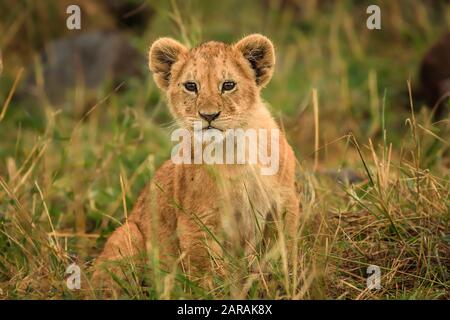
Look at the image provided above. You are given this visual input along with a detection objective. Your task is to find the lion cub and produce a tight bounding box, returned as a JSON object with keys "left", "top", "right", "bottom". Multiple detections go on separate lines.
{"left": 92, "top": 34, "right": 300, "bottom": 294}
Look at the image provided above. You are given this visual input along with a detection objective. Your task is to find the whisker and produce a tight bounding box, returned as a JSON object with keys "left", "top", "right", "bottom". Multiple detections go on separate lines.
{"left": 160, "top": 119, "right": 180, "bottom": 129}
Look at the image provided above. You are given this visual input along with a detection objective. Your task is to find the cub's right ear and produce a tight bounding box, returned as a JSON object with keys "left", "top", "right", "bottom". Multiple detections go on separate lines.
{"left": 149, "top": 38, "right": 187, "bottom": 90}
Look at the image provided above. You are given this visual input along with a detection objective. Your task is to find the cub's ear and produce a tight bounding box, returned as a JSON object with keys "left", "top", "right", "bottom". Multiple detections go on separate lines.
{"left": 234, "top": 34, "right": 275, "bottom": 87}
{"left": 149, "top": 37, "right": 187, "bottom": 90}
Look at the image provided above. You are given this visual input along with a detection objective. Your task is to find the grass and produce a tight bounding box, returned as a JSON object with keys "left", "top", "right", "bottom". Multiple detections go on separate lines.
{"left": 0, "top": 0, "right": 448, "bottom": 299}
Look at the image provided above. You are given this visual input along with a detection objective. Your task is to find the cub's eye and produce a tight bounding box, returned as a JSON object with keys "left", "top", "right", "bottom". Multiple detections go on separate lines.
{"left": 184, "top": 82, "right": 198, "bottom": 93}
{"left": 221, "top": 81, "right": 236, "bottom": 92}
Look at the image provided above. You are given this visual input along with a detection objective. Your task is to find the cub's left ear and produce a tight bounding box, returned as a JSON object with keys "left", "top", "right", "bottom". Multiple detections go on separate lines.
{"left": 234, "top": 34, "right": 275, "bottom": 87}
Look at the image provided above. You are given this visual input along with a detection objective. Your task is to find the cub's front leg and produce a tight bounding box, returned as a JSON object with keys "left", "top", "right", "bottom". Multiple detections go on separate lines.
{"left": 176, "top": 208, "right": 222, "bottom": 281}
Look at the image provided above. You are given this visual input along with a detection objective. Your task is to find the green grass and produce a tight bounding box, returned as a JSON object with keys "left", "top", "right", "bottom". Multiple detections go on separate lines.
{"left": 0, "top": 0, "right": 448, "bottom": 299}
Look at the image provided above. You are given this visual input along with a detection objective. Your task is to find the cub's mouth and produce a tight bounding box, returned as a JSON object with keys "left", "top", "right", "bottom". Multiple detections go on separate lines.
{"left": 202, "top": 125, "right": 223, "bottom": 132}
{"left": 189, "top": 120, "right": 225, "bottom": 132}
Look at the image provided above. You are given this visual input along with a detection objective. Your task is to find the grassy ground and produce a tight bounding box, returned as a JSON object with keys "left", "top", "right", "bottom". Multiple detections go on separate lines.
{"left": 0, "top": 0, "right": 448, "bottom": 299}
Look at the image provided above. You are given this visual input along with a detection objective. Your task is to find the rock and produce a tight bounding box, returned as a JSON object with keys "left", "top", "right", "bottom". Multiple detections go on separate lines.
{"left": 319, "top": 168, "right": 364, "bottom": 184}
{"left": 22, "top": 31, "right": 145, "bottom": 108}
{"left": 419, "top": 32, "right": 450, "bottom": 120}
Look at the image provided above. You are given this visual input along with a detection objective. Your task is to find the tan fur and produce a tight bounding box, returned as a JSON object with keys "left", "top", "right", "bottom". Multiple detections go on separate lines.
{"left": 92, "top": 34, "right": 300, "bottom": 296}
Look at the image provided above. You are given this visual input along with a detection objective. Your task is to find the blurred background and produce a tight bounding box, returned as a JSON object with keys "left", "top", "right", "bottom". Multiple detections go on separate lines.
{"left": 1, "top": 1, "right": 448, "bottom": 160}
{"left": 0, "top": 0, "right": 448, "bottom": 299}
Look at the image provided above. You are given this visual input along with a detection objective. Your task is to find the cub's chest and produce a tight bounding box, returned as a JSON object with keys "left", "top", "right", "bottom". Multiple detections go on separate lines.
{"left": 229, "top": 168, "right": 278, "bottom": 214}
{"left": 219, "top": 165, "right": 282, "bottom": 244}
{"left": 181, "top": 164, "right": 282, "bottom": 245}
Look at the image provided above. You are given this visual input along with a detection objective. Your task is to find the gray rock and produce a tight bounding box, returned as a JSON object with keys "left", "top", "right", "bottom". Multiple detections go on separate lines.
{"left": 319, "top": 168, "right": 364, "bottom": 184}
{"left": 22, "top": 31, "right": 145, "bottom": 107}
{"left": 419, "top": 32, "right": 450, "bottom": 120}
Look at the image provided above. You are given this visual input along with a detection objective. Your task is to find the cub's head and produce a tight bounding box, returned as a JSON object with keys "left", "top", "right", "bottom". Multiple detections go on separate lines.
{"left": 149, "top": 34, "right": 275, "bottom": 131}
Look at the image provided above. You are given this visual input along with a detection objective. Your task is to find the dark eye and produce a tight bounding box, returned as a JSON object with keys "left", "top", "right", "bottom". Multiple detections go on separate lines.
{"left": 222, "top": 81, "right": 236, "bottom": 92}
{"left": 184, "top": 82, "right": 197, "bottom": 93}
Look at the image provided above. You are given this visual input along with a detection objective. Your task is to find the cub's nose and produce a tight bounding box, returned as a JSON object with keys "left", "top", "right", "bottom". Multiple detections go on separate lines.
{"left": 198, "top": 111, "right": 221, "bottom": 123}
